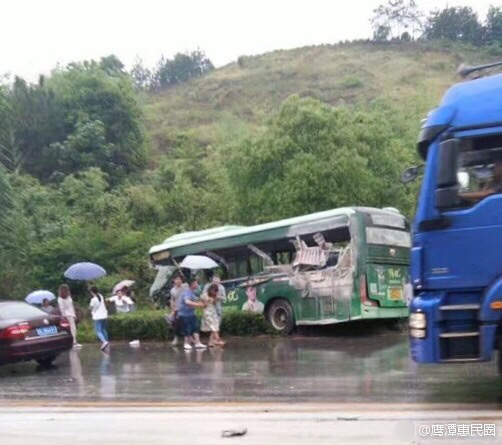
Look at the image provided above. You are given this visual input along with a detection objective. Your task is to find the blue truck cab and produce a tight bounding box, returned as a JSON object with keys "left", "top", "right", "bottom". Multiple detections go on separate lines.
{"left": 408, "top": 67, "right": 502, "bottom": 368}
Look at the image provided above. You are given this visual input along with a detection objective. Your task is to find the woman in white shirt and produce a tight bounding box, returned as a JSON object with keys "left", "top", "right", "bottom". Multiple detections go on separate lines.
{"left": 107, "top": 289, "right": 134, "bottom": 313}
{"left": 89, "top": 286, "right": 109, "bottom": 350}
{"left": 57, "top": 284, "right": 81, "bottom": 348}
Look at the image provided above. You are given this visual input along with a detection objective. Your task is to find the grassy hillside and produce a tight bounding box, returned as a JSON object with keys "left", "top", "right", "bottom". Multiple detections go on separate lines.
{"left": 142, "top": 41, "right": 492, "bottom": 154}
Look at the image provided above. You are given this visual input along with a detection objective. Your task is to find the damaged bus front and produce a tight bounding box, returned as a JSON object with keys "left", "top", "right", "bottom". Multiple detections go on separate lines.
{"left": 149, "top": 207, "right": 411, "bottom": 333}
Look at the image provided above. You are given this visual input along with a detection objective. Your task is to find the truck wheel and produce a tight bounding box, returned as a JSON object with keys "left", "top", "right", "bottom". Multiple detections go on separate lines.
{"left": 266, "top": 299, "right": 295, "bottom": 335}
{"left": 36, "top": 355, "right": 56, "bottom": 367}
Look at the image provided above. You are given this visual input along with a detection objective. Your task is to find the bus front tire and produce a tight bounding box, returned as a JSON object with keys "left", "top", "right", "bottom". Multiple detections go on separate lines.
{"left": 266, "top": 299, "right": 295, "bottom": 335}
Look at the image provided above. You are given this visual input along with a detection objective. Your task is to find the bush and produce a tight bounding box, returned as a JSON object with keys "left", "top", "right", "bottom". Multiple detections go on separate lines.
{"left": 76, "top": 320, "right": 96, "bottom": 343}
{"left": 237, "top": 55, "right": 248, "bottom": 68}
{"left": 77, "top": 309, "right": 273, "bottom": 342}
{"left": 220, "top": 309, "right": 275, "bottom": 336}
{"left": 339, "top": 76, "right": 364, "bottom": 89}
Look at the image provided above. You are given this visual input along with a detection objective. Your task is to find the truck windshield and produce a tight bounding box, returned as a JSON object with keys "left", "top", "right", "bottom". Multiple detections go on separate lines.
{"left": 457, "top": 144, "right": 502, "bottom": 206}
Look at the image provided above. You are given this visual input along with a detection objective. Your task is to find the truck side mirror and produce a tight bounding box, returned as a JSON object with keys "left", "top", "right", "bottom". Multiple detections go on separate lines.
{"left": 435, "top": 138, "right": 460, "bottom": 210}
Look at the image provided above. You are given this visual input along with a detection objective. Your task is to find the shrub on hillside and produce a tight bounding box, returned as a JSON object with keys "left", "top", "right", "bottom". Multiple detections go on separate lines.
{"left": 237, "top": 56, "right": 248, "bottom": 68}
{"left": 339, "top": 76, "right": 364, "bottom": 89}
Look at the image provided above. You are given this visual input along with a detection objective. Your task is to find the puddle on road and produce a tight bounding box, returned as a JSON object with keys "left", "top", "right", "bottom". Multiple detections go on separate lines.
{"left": 0, "top": 335, "right": 500, "bottom": 404}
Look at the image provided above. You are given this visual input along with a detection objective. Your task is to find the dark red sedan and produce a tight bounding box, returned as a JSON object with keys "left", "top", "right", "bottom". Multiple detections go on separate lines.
{"left": 0, "top": 300, "right": 73, "bottom": 367}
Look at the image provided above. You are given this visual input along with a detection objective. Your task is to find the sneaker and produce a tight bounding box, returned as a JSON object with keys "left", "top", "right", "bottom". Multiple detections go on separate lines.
{"left": 171, "top": 337, "right": 179, "bottom": 346}
{"left": 73, "top": 343, "right": 83, "bottom": 349}
{"left": 183, "top": 343, "right": 193, "bottom": 351}
{"left": 194, "top": 343, "right": 207, "bottom": 349}
{"left": 100, "top": 342, "right": 109, "bottom": 351}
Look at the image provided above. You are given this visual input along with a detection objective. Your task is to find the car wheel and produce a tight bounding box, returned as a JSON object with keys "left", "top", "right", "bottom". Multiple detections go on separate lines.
{"left": 36, "top": 355, "right": 57, "bottom": 367}
{"left": 266, "top": 299, "right": 295, "bottom": 335}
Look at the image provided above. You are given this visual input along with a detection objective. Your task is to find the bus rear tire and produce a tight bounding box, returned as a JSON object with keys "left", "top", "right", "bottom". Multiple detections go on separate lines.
{"left": 267, "top": 299, "right": 295, "bottom": 335}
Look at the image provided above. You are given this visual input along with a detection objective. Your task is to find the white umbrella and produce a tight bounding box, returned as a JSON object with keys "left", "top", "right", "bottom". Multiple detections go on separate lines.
{"left": 113, "top": 280, "right": 135, "bottom": 295}
{"left": 25, "top": 290, "right": 56, "bottom": 305}
{"left": 179, "top": 255, "right": 219, "bottom": 270}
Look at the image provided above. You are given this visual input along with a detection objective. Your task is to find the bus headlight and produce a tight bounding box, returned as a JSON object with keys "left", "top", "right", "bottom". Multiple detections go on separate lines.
{"left": 410, "top": 328, "right": 426, "bottom": 339}
{"left": 409, "top": 312, "right": 426, "bottom": 329}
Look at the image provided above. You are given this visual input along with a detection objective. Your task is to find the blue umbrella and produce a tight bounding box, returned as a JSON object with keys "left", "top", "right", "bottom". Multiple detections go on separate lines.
{"left": 64, "top": 262, "right": 107, "bottom": 281}
{"left": 25, "top": 290, "right": 56, "bottom": 305}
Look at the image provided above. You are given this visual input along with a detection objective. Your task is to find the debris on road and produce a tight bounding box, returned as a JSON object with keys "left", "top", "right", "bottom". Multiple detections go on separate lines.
{"left": 222, "top": 428, "right": 248, "bottom": 438}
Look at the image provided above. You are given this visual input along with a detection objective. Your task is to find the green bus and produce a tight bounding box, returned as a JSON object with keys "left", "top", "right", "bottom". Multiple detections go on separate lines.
{"left": 149, "top": 207, "right": 411, "bottom": 333}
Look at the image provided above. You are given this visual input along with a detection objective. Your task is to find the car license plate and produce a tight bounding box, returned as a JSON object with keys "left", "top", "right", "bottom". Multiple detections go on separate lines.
{"left": 389, "top": 287, "right": 403, "bottom": 300}
{"left": 36, "top": 326, "right": 58, "bottom": 337}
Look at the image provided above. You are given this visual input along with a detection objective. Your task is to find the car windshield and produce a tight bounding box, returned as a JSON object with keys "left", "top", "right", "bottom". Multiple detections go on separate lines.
{"left": 0, "top": 302, "right": 46, "bottom": 320}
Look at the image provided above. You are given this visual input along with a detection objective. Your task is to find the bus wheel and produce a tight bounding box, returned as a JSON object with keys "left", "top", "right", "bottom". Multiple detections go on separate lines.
{"left": 267, "top": 299, "right": 295, "bottom": 335}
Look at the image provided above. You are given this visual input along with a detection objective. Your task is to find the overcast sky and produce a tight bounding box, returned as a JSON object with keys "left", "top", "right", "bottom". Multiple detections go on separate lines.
{"left": 0, "top": 0, "right": 495, "bottom": 80}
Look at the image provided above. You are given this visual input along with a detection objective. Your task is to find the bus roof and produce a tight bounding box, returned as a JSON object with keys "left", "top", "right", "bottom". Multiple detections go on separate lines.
{"left": 162, "top": 225, "right": 244, "bottom": 244}
{"left": 149, "top": 206, "right": 401, "bottom": 261}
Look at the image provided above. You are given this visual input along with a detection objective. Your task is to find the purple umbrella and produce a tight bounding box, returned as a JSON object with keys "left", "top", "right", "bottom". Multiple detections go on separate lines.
{"left": 64, "top": 262, "right": 107, "bottom": 281}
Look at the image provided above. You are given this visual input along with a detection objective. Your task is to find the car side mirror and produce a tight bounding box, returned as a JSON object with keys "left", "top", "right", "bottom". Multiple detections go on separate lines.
{"left": 401, "top": 165, "right": 423, "bottom": 184}
{"left": 435, "top": 138, "right": 460, "bottom": 210}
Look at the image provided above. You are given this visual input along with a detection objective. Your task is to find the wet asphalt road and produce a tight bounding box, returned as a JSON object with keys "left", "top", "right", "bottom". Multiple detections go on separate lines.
{"left": 0, "top": 331, "right": 500, "bottom": 405}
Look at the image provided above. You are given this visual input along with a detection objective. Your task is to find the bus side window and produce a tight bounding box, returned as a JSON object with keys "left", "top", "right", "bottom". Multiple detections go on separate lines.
{"left": 249, "top": 255, "right": 264, "bottom": 275}
{"left": 274, "top": 251, "right": 293, "bottom": 265}
{"left": 236, "top": 257, "right": 248, "bottom": 278}
{"left": 226, "top": 260, "right": 238, "bottom": 280}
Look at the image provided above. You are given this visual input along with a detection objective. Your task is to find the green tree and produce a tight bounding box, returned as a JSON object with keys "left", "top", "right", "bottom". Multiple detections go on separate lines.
{"left": 2, "top": 76, "right": 66, "bottom": 177}
{"left": 130, "top": 57, "right": 152, "bottom": 90}
{"left": 371, "top": 0, "right": 423, "bottom": 41}
{"left": 423, "top": 6, "right": 484, "bottom": 44}
{"left": 485, "top": 6, "right": 502, "bottom": 44}
{"left": 48, "top": 60, "right": 147, "bottom": 179}
{"left": 225, "top": 96, "right": 417, "bottom": 224}
{"left": 151, "top": 50, "right": 214, "bottom": 90}
{"left": 1, "top": 58, "right": 146, "bottom": 181}
{"left": 99, "top": 55, "right": 125, "bottom": 76}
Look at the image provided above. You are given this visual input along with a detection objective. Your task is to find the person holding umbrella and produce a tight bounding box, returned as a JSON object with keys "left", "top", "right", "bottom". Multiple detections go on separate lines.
{"left": 89, "top": 286, "right": 109, "bottom": 351}
{"left": 107, "top": 288, "right": 135, "bottom": 313}
{"left": 57, "top": 284, "right": 82, "bottom": 349}
{"left": 177, "top": 278, "right": 207, "bottom": 351}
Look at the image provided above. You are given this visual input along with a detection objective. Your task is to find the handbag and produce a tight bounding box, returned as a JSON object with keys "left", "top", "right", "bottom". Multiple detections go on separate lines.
{"left": 164, "top": 313, "right": 179, "bottom": 330}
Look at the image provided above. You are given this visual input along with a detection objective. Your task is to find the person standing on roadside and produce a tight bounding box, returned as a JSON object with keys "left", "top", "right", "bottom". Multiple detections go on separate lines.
{"left": 169, "top": 274, "right": 187, "bottom": 346}
{"left": 107, "top": 288, "right": 134, "bottom": 313}
{"left": 57, "top": 284, "right": 82, "bottom": 349}
{"left": 201, "top": 283, "right": 225, "bottom": 347}
{"left": 177, "top": 278, "right": 207, "bottom": 351}
{"left": 89, "top": 286, "right": 109, "bottom": 351}
{"left": 203, "top": 273, "right": 226, "bottom": 321}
